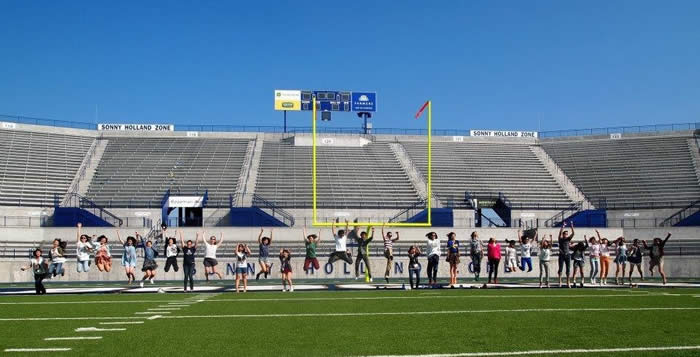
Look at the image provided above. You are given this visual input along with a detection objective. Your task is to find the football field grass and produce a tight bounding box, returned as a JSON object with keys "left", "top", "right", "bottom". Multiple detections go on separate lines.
{"left": 0, "top": 288, "right": 698, "bottom": 356}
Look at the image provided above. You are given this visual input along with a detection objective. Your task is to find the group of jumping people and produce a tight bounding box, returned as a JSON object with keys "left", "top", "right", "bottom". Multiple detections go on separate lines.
{"left": 20, "top": 221, "right": 673, "bottom": 294}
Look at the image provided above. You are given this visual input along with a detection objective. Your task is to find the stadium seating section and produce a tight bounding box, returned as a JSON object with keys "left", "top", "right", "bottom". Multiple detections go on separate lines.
{"left": 0, "top": 129, "right": 93, "bottom": 206}
{"left": 542, "top": 135, "right": 700, "bottom": 208}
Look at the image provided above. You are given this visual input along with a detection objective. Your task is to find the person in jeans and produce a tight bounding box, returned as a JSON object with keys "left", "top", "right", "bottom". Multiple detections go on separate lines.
{"left": 407, "top": 245, "right": 422, "bottom": 289}
{"left": 557, "top": 221, "right": 574, "bottom": 288}
{"left": 75, "top": 223, "right": 93, "bottom": 273}
{"left": 48, "top": 239, "right": 67, "bottom": 278}
{"left": 425, "top": 232, "right": 440, "bottom": 286}
{"left": 538, "top": 234, "right": 553, "bottom": 288}
{"left": 328, "top": 220, "right": 353, "bottom": 265}
{"left": 486, "top": 238, "right": 502, "bottom": 285}
{"left": 588, "top": 236, "right": 600, "bottom": 285}
{"left": 382, "top": 224, "right": 400, "bottom": 283}
{"left": 469, "top": 232, "right": 484, "bottom": 281}
{"left": 180, "top": 230, "right": 197, "bottom": 292}
{"left": 518, "top": 230, "right": 535, "bottom": 273}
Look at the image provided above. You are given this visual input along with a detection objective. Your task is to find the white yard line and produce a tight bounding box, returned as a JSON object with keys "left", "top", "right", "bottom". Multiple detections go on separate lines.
{"left": 44, "top": 336, "right": 102, "bottom": 341}
{"left": 4, "top": 348, "right": 72, "bottom": 352}
{"left": 99, "top": 321, "right": 145, "bottom": 325}
{"left": 75, "top": 327, "right": 126, "bottom": 332}
{"left": 355, "top": 345, "right": 700, "bottom": 357}
{"left": 158, "top": 307, "right": 700, "bottom": 320}
{"left": 134, "top": 311, "right": 171, "bottom": 315}
{"left": 147, "top": 315, "right": 162, "bottom": 320}
{"left": 148, "top": 308, "right": 180, "bottom": 311}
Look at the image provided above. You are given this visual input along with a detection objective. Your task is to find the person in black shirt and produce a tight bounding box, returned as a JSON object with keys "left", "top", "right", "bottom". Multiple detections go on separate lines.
{"left": 407, "top": 245, "right": 422, "bottom": 289}
{"left": 557, "top": 221, "right": 575, "bottom": 288}
{"left": 179, "top": 230, "right": 197, "bottom": 292}
{"left": 354, "top": 226, "right": 374, "bottom": 281}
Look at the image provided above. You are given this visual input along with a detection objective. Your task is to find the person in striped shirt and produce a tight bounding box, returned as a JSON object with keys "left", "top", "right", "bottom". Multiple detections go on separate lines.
{"left": 381, "top": 223, "right": 400, "bottom": 283}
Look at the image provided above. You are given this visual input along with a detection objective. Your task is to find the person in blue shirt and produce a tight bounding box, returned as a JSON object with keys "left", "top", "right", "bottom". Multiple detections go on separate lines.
{"left": 136, "top": 232, "right": 158, "bottom": 288}
{"left": 116, "top": 230, "right": 138, "bottom": 285}
{"left": 446, "top": 232, "right": 460, "bottom": 287}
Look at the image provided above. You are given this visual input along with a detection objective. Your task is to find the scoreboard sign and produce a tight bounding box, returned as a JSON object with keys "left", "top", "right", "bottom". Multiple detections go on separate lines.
{"left": 274, "top": 90, "right": 302, "bottom": 111}
{"left": 278, "top": 89, "right": 376, "bottom": 112}
{"left": 351, "top": 92, "right": 376, "bottom": 112}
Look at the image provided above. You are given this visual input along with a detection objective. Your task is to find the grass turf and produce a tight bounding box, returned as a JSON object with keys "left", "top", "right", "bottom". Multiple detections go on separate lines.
{"left": 0, "top": 288, "right": 698, "bottom": 356}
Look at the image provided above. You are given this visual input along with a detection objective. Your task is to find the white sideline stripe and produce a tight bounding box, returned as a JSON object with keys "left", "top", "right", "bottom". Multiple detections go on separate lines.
{"left": 356, "top": 345, "right": 700, "bottom": 357}
{"left": 148, "top": 308, "right": 180, "bottom": 311}
{"left": 75, "top": 327, "right": 126, "bottom": 332}
{"left": 147, "top": 315, "right": 162, "bottom": 320}
{"left": 0, "top": 300, "right": 191, "bottom": 305}
{"left": 44, "top": 336, "right": 102, "bottom": 341}
{"left": 0, "top": 316, "right": 145, "bottom": 322}
{"left": 4, "top": 348, "right": 71, "bottom": 352}
{"left": 99, "top": 321, "right": 144, "bottom": 325}
{"left": 134, "top": 311, "right": 171, "bottom": 315}
{"left": 159, "top": 307, "right": 700, "bottom": 320}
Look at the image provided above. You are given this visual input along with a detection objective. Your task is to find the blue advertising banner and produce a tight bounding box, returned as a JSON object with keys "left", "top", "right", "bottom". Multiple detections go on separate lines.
{"left": 351, "top": 92, "right": 377, "bottom": 112}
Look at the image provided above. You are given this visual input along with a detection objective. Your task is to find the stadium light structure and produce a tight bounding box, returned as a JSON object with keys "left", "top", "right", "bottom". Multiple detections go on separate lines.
{"left": 311, "top": 96, "right": 433, "bottom": 227}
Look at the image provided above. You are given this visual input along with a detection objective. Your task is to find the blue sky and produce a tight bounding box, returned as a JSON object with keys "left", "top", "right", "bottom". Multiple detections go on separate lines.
{"left": 1, "top": 1, "right": 699, "bottom": 132}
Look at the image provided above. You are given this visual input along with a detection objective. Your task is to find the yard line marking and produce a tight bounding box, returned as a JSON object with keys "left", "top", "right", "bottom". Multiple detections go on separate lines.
{"left": 134, "top": 311, "right": 171, "bottom": 315}
{"left": 147, "top": 315, "right": 162, "bottom": 320}
{"left": 0, "top": 316, "right": 146, "bottom": 322}
{"left": 99, "top": 321, "right": 144, "bottom": 325}
{"left": 355, "top": 345, "right": 700, "bottom": 357}
{"left": 148, "top": 308, "right": 180, "bottom": 311}
{"left": 44, "top": 336, "right": 102, "bottom": 341}
{"left": 4, "top": 348, "right": 72, "bottom": 352}
{"left": 159, "top": 307, "right": 700, "bottom": 320}
{"left": 0, "top": 300, "right": 188, "bottom": 305}
{"left": 75, "top": 327, "right": 126, "bottom": 332}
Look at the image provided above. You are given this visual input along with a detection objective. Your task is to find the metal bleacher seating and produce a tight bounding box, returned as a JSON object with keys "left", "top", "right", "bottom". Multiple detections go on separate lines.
{"left": 541, "top": 135, "right": 700, "bottom": 208}
{"left": 254, "top": 141, "right": 421, "bottom": 208}
{"left": 0, "top": 129, "right": 94, "bottom": 206}
{"left": 401, "top": 141, "right": 573, "bottom": 208}
{"left": 86, "top": 137, "right": 251, "bottom": 207}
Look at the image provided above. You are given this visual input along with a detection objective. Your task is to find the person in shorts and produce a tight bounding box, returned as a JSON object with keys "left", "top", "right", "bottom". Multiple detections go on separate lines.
{"left": 627, "top": 238, "right": 644, "bottom": 286}
{"left": 116, "top": 230, "right": 138, "bottom": 284}
{"left": 201, "top": 232, "right": 224, "bottom": 281}
{"left": 505, "top": 240, "right": 518, "bottom": 273}
{"left": 445, "top": 232, "right": 459, "bottom": 287}
{"left": 643, "top": 233, "right": 671, "bottom": 285}
{"left": 613, "top": 237, "right": 628, "bottom": 285}
{"left": 279, "top": 248, "right": 293, "bottom": 292}
{"left": 256, "top": 228, "right": 273, "bottom": 280}
{"left": 235, "top": 243, "right": 251, "bottom": 293}
{"left": 571, "top": 238, "right": 588, "bottom": 288}
{"left": 95, "top": 235, "right": 112, "bottom": 273}
{"left": 303, "top": 227, "right": 321, "bottom": 273}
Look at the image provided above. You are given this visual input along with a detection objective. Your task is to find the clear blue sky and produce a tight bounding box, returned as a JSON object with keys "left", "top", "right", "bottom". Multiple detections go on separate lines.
{"left": 1, "top": 1, "right": 699, "bottom": 132}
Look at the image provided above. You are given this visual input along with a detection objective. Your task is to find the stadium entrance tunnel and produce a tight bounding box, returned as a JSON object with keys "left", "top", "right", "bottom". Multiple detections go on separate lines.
{"left": 161, "top": 191, "right": 208, "bottom": 227}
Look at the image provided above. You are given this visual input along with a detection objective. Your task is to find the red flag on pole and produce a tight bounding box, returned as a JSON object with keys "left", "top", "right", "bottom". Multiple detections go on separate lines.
{"left": 414, "top": 100, "right": 429, "bottom": 119}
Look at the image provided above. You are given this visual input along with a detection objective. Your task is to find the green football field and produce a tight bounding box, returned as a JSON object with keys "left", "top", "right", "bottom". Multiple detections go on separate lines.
{"left": 0, "top": 288, "right": 699, "bottom": 357}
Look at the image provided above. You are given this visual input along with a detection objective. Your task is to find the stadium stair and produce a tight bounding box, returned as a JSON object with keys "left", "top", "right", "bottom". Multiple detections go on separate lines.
{"left": 228, "top": 194, "right": 294, "bottom": 227}
{"left": 660, "top": 200, "right": 700, "bottom": 227}
{"left": 53, "top": 193, "right": 123, "bottom": 227}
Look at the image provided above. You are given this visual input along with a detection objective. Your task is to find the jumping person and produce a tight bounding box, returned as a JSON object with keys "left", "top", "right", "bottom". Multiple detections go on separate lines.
{"left": 595, "top": 230, "right": 613, "bottom": 286}
{"left": 235, "top": 243, "right": 252, "bottom": 293}
{"left": 20, "top": 249, "right": 48, "bottom": 295}
{"left": 328, "top": 220, "right": 353, "bottom": 266}
{"left": 588, "top": 235, "right": 600, "bottom": 285}
{"left": 571, "top": 238, "right": 589, "bottom": 288}
{"left": 538, "top": 234, "right": 553, "bottom": 288}
{"left": 164, "top": 237, "right": 180, "bottom": 274}
{"left": 303, "top": 227, "right": 321, "bottom": 273}
{"left": 354, "top": 226, "right": 374, "bottom": 281}
{"left": 518, "top": 230, "right": 536, "bottom": 273}
{"left": 116, "top": 230, "right": 137, "bottom": 284}
{"left": 486, "top": 238, "right": 502, "bottom": 285}
{"left": 256, "top": 228, "right": 273, "bottom": 281}
{"left": 279, "top": 248, "right": 293, "bottom": 292}
{"left": 505, "top": 240, "right": 518, "bottom": 273}
{"left": 469, "top": 232, "right": 484, "bottom": 281}
{"left": 382, "top": 223, "right": 400, "bottom": 283}
{"left": 425, "top": 232, "right": 440, "bottom": 286}
{"left": 75, "top": 223, "right": 93, "bottom": 273}
{"left": 201, "top": 231, "right": 224, "bottom": 281}
{"left": 627, "top": 239, "right": 644, "bottom": 286}
{"left": 408, "top": 245, "right": 422, "bottom": 289}
{"left": 95, "top": 235, "right": 112, "bottom": 273}
{"left": 557, "top": 221, "right": 575, "bottom": 288}
{"left": 613, "top": 237, "right": 628, "bottom": 285}
{"left": 136, "top": 232, "right": 158, "bottom": 288}
{"left": 47, "top": 239, "right": 67, "bottom": 278}
{"left": 446, "top": 232, "right": 459, "bottom": 287}
{"left": 643, "top": 232, "right": 672, "bottom": 285}
{"left": 180, "top": 230, "right": 197, "bottom": 292}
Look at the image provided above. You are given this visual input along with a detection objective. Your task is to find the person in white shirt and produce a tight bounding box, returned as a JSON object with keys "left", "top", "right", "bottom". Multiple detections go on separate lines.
{"left": 20, "top": 249, "right": 47, "bottom": 295}
{"left": 164, "top": 237, "right": 181, "bottom": 273}
{"left": 517, "top": 229, "right": 536, "bottom": 273}
{"left": 327, "top": 220, "right": 353, "bottom": 265}
{"left": 75, "top": 223, "right": 93, "bottom": 273}
{"left": 95, "top": 235, "right": 112, "bottom": 273}
{"left": 235, "top": 243, "right": 252, "bottom": 293}
{"left": 199, "top": 231, "right": 224, "bottom": 281}
{"left": 425, "top": 232, "right": 440, "bottom": 286}
{"left": 48, "top": 239, "right": 67, "bottom": 278}
{"left": 505, "top": 240, "right": 518, "bottom": 273}
{"left": 538, "top": 234, "right": 553, "bottom": 288}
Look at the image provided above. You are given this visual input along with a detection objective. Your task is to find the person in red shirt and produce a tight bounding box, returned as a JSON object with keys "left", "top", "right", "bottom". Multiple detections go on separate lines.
{"left": 486, "top": 238, "right": 502, "bottom": 285}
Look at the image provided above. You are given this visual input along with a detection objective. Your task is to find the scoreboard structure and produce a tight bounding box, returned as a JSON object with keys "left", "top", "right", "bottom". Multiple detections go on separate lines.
{"left": 275, "top": 89, "right": 377, "bottom": 132}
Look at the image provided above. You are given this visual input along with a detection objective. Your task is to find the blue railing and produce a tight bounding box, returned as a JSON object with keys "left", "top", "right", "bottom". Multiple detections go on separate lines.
{"left": 2, "top": 113, "right": 698, "bottom": 138}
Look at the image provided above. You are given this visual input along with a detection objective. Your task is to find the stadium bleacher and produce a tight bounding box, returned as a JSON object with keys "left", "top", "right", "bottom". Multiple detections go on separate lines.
{"left": 400, "top": 141, "right": 573, "bottom": 208}
{"left": 541, "top": 135, "right": 700, "bottom": 208}
{"left": 0, "top": 129, "right": 94, "bottom": 206}
{"left": 254, "top": 141, "right": 421, "bottom": 208}
{"left": 85, "top": 137, "right": 251, "bottom": 207}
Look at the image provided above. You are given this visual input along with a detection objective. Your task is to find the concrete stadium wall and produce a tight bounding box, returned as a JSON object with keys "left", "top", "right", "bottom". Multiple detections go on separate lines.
{"left": 2, "top": 255, "right": 698, "bottom": 284}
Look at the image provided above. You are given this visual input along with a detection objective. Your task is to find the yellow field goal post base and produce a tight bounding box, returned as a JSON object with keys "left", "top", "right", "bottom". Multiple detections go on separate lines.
{"left": 311, "top": 98, "right": 433, "bottom": 227}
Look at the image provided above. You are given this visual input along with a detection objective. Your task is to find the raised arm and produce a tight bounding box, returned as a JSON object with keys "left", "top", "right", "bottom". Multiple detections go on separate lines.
{"left": 116, "top": 230, "right": 124, "bottom": 245}
{"left": 595, "top": 229, "right": 602, "bottom": 242}
{"left": 316, "top": 230, "right": 322, "bottom": 243}
{"left": 244, "top": 244, "right": 251, "bottom": 256}
{"left": 269, "top": 229, "right": 273, "bottom": 244}
{"left": 569, "top": 222, "right": 574, "bottom": 239}
{"left": 303, "top": 227, "right": 307, "bottom": 242}
{"left": 367, "top": 226, "right": 375, "bottom": 242}
{"left": 76, "top": 222, "right": 82, "bottom": 242}
{"left": 381, "top": 223, "right": 386, "bottom": 240}
{"left": 217, "top": 232, "right": 224, "bottom": 246}
{"left": 331, "top": 221, "right": 337, "bottom": 236}
{"left": 258, "top": 228, "right": 264, "bottom": 244}
{"left": 558, "top": 222, "right": 565, "bottom": 239}
{"left": 393, "top": 231, "right": 400, "bottom": 242}
{"left": 663, "top": 232, "right": 672, "bottom": 246}
{"left": 178, "top": 229, "right": 185, "bottom": 248}
{"left": 345, "top": 219, "right": 349, "bottom": 233}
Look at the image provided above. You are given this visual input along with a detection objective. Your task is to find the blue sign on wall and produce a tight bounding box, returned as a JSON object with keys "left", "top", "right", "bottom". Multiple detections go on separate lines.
{"left": 351, "top": 92, "right": 377, "bottom": 112}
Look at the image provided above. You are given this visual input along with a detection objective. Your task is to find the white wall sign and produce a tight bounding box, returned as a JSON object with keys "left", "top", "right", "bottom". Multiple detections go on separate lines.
{"left": 452, "top": 136, "right": 464, "bottom": 142}
{"left": 98, "top": 124, "right": 174, "bottom": 131}
{"left": 623, "top": 212, "right": 640, "bottom": 217}
{"left": 186, "top": 131, "right": 199, "bottom": 137}
{"left": 168, "top": 196, "right": 204, "bottom": 208}
{"left": 1, "top": 122, "right": 17, "bottom": 129}
{"left": 470, "top": 130, "right": 538, "bottom": 138}
{"left": 134, "top": 212, "right": 152, "bottom": 217}
{"left": 610, "top": 133, "right": 622, "bottom": 139}
{"left": 520, "top": 212, "right": 536, "bottom": 218}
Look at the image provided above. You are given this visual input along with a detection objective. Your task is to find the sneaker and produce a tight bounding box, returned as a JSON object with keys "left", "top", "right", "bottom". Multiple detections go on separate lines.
{"left": 290, "top": 287, "right": 294, "bottom": 292}
{"left": 385, "top": 277, "right": 389, "bottom": 283}
{"left": 369, "top": 278, "right": 373, "bottom": 282}
{"left": 150, "top": 278, "right": 155, "bottom": 284}
{"left": 139, "top": 281, "right": 144, "bottom": 288}
{"left": 355, "top": 277, "right": 359, "bottom": 280}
